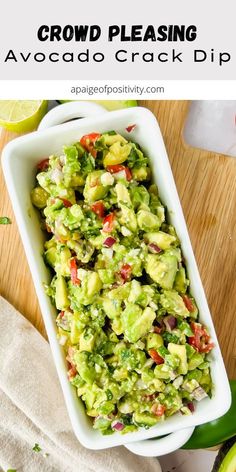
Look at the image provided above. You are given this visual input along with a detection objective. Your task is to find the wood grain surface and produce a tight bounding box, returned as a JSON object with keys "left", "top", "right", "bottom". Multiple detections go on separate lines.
{"left": 0, "top": 100, "right": 235, "bottom": 378}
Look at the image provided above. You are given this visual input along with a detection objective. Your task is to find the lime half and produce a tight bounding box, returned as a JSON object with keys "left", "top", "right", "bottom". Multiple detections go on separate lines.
{"left": 0, "top": 100, "right": 48, "bottom": 133}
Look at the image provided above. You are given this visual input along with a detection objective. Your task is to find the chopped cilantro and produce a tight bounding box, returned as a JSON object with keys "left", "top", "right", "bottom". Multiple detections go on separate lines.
{"left": 32, "top": 443, "right": 42, "bottom": 453}
{"left": 0, "top": 216, "right": 11, "bottom": 225}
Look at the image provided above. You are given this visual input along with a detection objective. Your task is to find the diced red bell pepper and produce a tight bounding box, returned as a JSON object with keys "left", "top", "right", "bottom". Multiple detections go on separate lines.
{"left": 154, "top": 325, "right": 162, "bottom": 334}
{"left": 126, "top": 124, "right": 136, "bottom": 133}
{"left": 188, "top": 322, "right": 214, "bottom": 353}
{"left": 70, "top": 258, "right": 81, "bottom": 285}
{"left": 103, "top": 212, "right": 115, "bottom": 232}
{"left": 37, "top": 158, "right": 49, "bottom": 171}
{"left": 120, "top": 263, "right": 132, "bottom": 281}
{"left": 148, "top": 349, "right": 164, "bottom": 365}
{"left": 66, "top": 346, "right": 76, "bottom": 365}
{"left": 46, "top": 223, "right": 52, "bottom": 233}
{"left": 125, "top": 167, "right": 132, "bottom": 181}
{"left": 59, "top": 198, "right": 73, "bottom": 208}
{"left": 80, "top": 132, "right": 101, "bottom": 158}
{"left": 182, "top": 295, "right": 195, "bottom": 312}
{"left": 106, "top": 164, "right": 132, "bottom": 181}
{"left": 199, "top": 342, "right": 214, "bottom": 353}
{"left": 91, "top": 201, "right": 105, "bottom": 218}
{"left": 68, "top": 365, "right": 77, "bottom": 381}
{"left": 151, "top": 403, "right": 166, "bottom": 416}
{"left": 188, "top": 322, "right": 204, "bottom": 350}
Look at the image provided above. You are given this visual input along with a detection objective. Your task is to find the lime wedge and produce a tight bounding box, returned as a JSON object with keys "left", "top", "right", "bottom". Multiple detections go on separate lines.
{"left": 58, "top": 100, "right": 137, "bottom": 110}
{"left": 0, "top": 100, "right": 48, "bottom": 133}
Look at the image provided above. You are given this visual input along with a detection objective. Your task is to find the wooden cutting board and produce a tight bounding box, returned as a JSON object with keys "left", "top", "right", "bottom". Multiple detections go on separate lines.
{"left": 0, "top": 100, "right": 235, "bottom": 379}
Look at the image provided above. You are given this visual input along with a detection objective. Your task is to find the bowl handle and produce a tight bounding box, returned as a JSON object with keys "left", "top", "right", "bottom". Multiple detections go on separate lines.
{"left": 38, "top": 101, "right": 108, "bottom": 131}
{"left": 124, "top": 426, "right": 195, "bottom": 457}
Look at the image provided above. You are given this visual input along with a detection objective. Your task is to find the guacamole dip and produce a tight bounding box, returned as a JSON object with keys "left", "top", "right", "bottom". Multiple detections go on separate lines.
{"left": 31, "top": 130, "right": 214, "bottom": 435}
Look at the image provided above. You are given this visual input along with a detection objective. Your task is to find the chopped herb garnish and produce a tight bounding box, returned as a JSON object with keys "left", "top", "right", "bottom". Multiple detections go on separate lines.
{"left": 0, "top": 216, "right": 11, "bottom": 225}
{"left": 32, "top": 443, "right": 42, "bottom": 453}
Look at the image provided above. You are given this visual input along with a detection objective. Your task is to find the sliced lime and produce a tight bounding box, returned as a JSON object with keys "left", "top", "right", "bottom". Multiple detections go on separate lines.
{"left": 0, "top": 100, "right": 48, "bottom": 133}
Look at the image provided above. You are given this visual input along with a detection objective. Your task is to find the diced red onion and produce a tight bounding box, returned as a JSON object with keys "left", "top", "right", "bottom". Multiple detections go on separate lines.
{"left": 103, "top": 237, "right": 116, "bottom": 247}
{"left": 187, "top": 402, "right": 195, "bottom": 413}
{"left": 111, "top": 421, "right": 124, "bottom": 431}
{"left": 163, "top": 315, "right": 177, "bottom": 331}
{"left": 148, "top": 243, "right": 162, "bottom": 253}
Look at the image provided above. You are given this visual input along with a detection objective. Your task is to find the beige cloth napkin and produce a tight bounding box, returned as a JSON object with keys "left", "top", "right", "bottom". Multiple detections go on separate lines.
{"left": 0, "top": 297, "right": 161, "bottom": 472}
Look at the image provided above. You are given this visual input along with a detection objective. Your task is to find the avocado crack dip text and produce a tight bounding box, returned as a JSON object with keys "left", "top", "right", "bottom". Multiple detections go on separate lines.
{"left": 31, "top": 130, "right": 214, "bottom": 435}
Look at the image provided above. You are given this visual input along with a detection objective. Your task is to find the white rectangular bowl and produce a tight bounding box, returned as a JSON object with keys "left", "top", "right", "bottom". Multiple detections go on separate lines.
{"left": 2, "top": 106, "right": 231, "bottom": 450}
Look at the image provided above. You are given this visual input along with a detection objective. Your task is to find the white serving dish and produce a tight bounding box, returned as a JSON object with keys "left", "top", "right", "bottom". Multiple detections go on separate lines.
{"left": 2, "top": 102, "right": 231, "bottom": 456}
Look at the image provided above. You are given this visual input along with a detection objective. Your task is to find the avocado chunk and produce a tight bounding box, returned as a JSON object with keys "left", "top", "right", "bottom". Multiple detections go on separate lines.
{"left": 55, "top": 275, "right": 70, "bottom": 311}
{"left": 119, "top": 205, "right": 137, "bottom": 232}
{"left": 144, "top": 231, "right": 177, "bottom": 250}
{"left": 70, "top": 314, "right": 81, "bottom": 344}
{"left": 154, "top": 364, "right": 172, "bottom": 380}
{"left": 174, "top": 266, "right": 188, "bottom": 293}
{"left": 74, "top": 352, "right": 96, "bottom": 384}
{"left": 168, "top": 343, "right": 188, "bottom": 375}
{"left": 130, "top": 185, "right": 150, "bottom": 210}
{"left": 133, "top": 412, "right": 159, "bottom": 427}
{"left": 86, "top": 272, "right": 102, "bottom": 298}
{"left": 121, "top": 304, "right": 156, "bottom": 343}
{"left": 146, "top": 332, "right": 164, "bottom": 351}
{"left": 55, "top": 246, "right": 71, "bottom": 276}
{"left": 137, "top": 210, "right": 161, "bottom": 232}
{"left": 60, "top": 205, "right": 84, "bottom": 231}
{"left": 44, "top": 247, "right": 57, "bottom": 268}
{"left": 160, "top": 290, "right": 189, "bottom": 318}
{"left": 188, "top": 352, "right": 204, "bottom": 370}
{"left": 79, "top": 330, "right": 96, "bottom": 352}
{"left": 132, "top": 167, "right": 150, "bottom": 181}
{"left": 111, "top": 318, "right": 123, "bottom": 335}
{"left": 83, "top": 389, "right": 96, "bottom": 410}
{"left": 115, "top": 182, "right": 131, "bottom": 205}
{"left": 145, "top": 254, "right": 178, "bottom": 289}
{"left": 107, "top": 282, "right": 131, "bottom": 301}
{"left": 69, "top": 270, "right": 102, "bottom": 306}
{"left": 83, "top": 170, "right": 109, "bottom": 202}
{"left": 115, "top": 182, "right": 137, "bottom": 232}
{"left": 103, "top": 297, "right": 121, "bottom": 319}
